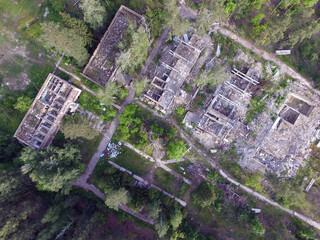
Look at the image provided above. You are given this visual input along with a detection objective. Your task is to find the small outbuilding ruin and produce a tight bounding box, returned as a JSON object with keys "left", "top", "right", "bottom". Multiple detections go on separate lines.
{"left": 82, "top": 5, "right": 144, "bottom": 87}
{"left": 14, "top": 73, "right": 81, "bottom": 149}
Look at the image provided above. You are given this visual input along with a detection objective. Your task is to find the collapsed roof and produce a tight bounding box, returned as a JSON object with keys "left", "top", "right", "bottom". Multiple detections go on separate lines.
{"left": 82, "top": 5, "right": 144, "bottom": 87}
{"left": 14, "top": 73, "right": 81, "bottom": 149}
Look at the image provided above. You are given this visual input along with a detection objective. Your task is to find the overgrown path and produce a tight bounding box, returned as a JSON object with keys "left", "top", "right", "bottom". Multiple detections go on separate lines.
{"left": 71, "top": 87, "right": 156, "bottom": 224}
{"left": 212, "top": 25, "right": 319, "bottom": 93}
{"left": 74, "top": 87, "right": 135, "bottom": 186}
{"left": 134, "top": 101, "right": 320, "bottom": 231}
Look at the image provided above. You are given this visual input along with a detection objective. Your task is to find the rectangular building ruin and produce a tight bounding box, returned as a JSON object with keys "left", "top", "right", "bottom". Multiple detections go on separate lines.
{"left": 194, "top": 66, "right": 261, "bottom": 140}
{"left": 143, "top": 34, "right": 204, "bottom": 113}
{"left": 82, "top": 5, "right": 144, "bottom": 87}
{"left": 14, "top": 73, "right": 81, "bottom": 149}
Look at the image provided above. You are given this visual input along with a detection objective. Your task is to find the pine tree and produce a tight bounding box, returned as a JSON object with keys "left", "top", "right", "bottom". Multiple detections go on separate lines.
{"left": 20, "top": 144, "right": 83, "bottom": 194}
{"left": 60, "top": 12, "right": 93, "bottom": 47}
{"left": 41, "top": 22, "right": 89, "bottom": 66}
{"left": 104, "top": 188, "right": 130, "bottom": 210}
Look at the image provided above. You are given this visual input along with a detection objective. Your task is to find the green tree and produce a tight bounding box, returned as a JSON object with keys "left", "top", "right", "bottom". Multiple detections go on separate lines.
{"left": 163, "top": 0, "right": 191, "bottom": 37}
{"left": 105, "top": 188, "right": 130, "bottom": 210}
{"left": 14, "top": 96, "right": 32, "bottom": 112}
{"left": 176, "top": 106, "right": 185, "bottom": 116}
{"left": 192, "top": 182, "right": 216, "bottom": 208}
{"left": 20, "top": 144, "right": 83, "bottom": 194}
{"left": 80, "top": 0, "right": 107, "bottom": 30}
{"left": 250, "top": 13, "right": 264, "bottom": 26}
{"left": 133, "top": 77, "right": 148, "bottom": 97}
{"left": 245, "top": 173, "right": 264, "bottom": 193}
{"left": 167, "top": 140, "right": 188, "bottom": 160}
{"left": 117, "top": 25, "right": 150, "bottom": 75}
{"left": 147, "top": 199, "right": 161, "bottom": 219}
{"left": 96, "top": 81, "right": 120, "bottom": 107}
{"left": 170, "top": 209, "right": 183, "bottom": 230}
{"left": 100, "top": 107, "right": 117, "bottom": 122}
{"left": 252, "top": 0, "right": 266, "bottom": 9}
{"left": 302, "top": 0, "right": 318, "bottom": 7}
{"left": 60, "top": 115, "right": 100, "bottom": 140}
{"left": 165, "top": 127, "right": 177, "bottom": 141}
{"left": 250, "top": 216, "right": 265, "bottom": 236}
{"left": 225, "top": 0, "right": 237, "bottom": 14}
{"left": 194, "top": 65, "right": 228, "bottom": 89}
{"left": 118, "top": 88, "right": 129, "bottom": 100}
{"left": 60, "top": 12, "right": 93, "bottom": 47}
{"left": 41, "top": 22, "right": 89, "bottom": 66}
{"left": 155, "top": 216, "right": 170, "bottom": 238}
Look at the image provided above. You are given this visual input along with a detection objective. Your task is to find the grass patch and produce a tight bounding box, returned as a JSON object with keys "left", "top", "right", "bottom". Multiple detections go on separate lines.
{"left": 79, "top": 133, "right": 103, "bottom": 164}
{"left": 154, "top": 168, "right": 178, "bottom": 194}
{"left": 113, "top": 146, "right": 154, "bottom": 176}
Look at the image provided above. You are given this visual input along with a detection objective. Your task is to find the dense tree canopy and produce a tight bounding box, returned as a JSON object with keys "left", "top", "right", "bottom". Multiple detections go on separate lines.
{"left": 96, "top": 81, "right": 120, "bottom": 107}
{"left": 41, "top": 22, "right": 89, "bottom": 66}
{"left": 105, "top": 188, "right": 131, "bottom": 210}
{"left": 20, "top": 144, "right": 84, "bottom": 194}
{"left": 60, "top": 114, "right": 100, "bottom": 140}
{"left": 117, "top": 25, "right": 150, "bottom": 75}
{"left": 133, "top": 77, "right": 148, "bottom": 97}
{"left": 80, "top": 0, "right": 107, "bottom": 30}
{"left": 60, "top": 12, "right": 93, "bottom": 47}
{"left": 194, "top": 65, "right": 228, "bottom": 89}
{"left": 13, "top": 96, "right": 32, "bottom": 112}
{"left": 167, "top": 140, "right": 188, "bottom": 161}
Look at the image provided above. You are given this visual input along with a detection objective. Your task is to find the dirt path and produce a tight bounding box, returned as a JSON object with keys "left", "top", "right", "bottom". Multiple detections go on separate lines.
{"left": 134, "top": 100, "right": 320, "bottom": 231}
{"left": 73, "top": 87, "right": 135, "bottom": 187}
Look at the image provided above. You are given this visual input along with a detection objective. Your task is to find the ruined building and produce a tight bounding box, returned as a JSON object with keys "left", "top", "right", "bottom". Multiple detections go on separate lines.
{"left": 82, "top": 5, "right": 143, "bottom": 87}
{"left": 143, "top": 34, "right": 204, "bottom": 114}
{"left": 14, "top": 73, "right": 81, "bottom": 149}
{"left": 184, "top": 63, "right": 262, "bottom": 143}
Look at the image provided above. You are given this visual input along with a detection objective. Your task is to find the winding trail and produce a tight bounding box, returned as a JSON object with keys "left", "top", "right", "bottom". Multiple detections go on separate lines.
{"left": 135, "top": 101, "right": 320, "bottom": 231}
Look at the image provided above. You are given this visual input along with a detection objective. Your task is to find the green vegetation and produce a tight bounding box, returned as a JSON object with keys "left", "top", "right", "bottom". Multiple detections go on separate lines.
{"left": 105, "top": 188, "right": 130, "bottom": 211}
{"left": 96, "top": 81, "right": 120, "bottom": 107}
{"left": 117, "top": 23, "right": 150, "bottom": 76}
{"left": 60, "top": 12, "right": 93, "bottom": 47}
{"left": 167, "top": 140, "right": 188, "bottom": 161}
{"left": 194, "top": 64, "right": 228, "bottom": 89}
{"left": 20, "top": 144, "right": 84, "bottom": 194}
{"left": 60, "top": 114, "right": 100, "bottom": 140}
{"left": 80, "top": 0, "right": 106, "bottom": 30}
{"left": 133, "top": 77, "right": 148, "bottom": 97}
{"left": 41, "top": 22, "right": 89, "bottom": 66}
{"left": 113, "top": 146, "right": 154, "bottom": 176}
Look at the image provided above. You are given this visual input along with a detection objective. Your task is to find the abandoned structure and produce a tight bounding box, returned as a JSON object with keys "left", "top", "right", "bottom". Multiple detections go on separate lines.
{"left": 82, "top": 5, "right": 143, "bottom": 87}
{"left": 248, "top": 91, "right": 320, "bottom": 176}
{"left": 183, "top": 51, "right": 320, "bottom": 175}
{"left": 14, "top": 73, "right": 81, "bottom": 149}
{"left": 184, "top": 64, "right": 262, "bottom": 143}
{"left": 143, "top": 34, "right": 204, "bottom": 114}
